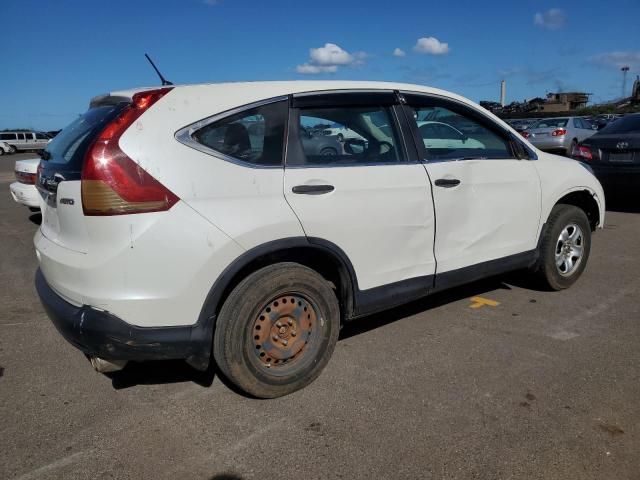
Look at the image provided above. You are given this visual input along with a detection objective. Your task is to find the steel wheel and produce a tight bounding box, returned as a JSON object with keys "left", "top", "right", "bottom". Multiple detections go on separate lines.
{"left": 555, "top": 223, "right": 584, "bottom": 276}
{"left": 251, "top": 294, "right": 317, "bottom": 372}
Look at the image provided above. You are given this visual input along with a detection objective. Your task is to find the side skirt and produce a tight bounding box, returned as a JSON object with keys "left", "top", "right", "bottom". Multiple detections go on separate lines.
{"left": 351, "top": 250, "right": 538, "bottom": 318}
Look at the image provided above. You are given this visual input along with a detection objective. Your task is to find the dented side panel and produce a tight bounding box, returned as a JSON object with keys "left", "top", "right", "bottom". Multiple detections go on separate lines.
{"left": 425, "top": 159, "right": 542, "bottom": 274}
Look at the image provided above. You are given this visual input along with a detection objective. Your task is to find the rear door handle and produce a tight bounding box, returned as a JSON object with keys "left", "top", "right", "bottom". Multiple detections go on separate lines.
{"left": 292, "top": 184, "right": 335, "bottom": 195}
{"left": 434, "top": 178, "right": 461, "bottom": 188}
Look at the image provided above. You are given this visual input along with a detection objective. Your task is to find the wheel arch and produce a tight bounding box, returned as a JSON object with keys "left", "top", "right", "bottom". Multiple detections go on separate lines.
{"left": 554, "top": 189, "right": 601, "bottom": 231}
{"left": 197, "top": 237, "right": 357, "bottom": 332}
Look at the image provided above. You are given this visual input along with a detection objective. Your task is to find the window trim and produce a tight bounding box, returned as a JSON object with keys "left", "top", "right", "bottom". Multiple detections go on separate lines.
{"left": 175, "top": 95, "right": 289, "bottom": 169}
{"left": 399, "top": 91, "right": 537, "bottom": 162}
{"left": 286, "top": 92, "right": 413, "bottom": 169}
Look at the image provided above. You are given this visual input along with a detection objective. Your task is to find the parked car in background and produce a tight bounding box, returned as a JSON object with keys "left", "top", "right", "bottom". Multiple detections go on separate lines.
{"left": 35, "top": 81, "right": 604, "bottom": 398}
{"left": 572, "top": 113, "right": 640, "bottom": 197}
{"left": 10, "top": 157, "right": 41, "bottom": 209}
{"left": 322, "top": 124, "right": 365, "bottom": 142}
{"left": 300, "top": 126, "right": 342, "bottom": 156}
{"left": 0, "top": 141, "right": 12, "bottom": 155}
{"left": 522, "top": 117, "right": 594, "bottom": 156}
{"left": 417, "top": 121, "right": 486, "bottom": 150}
{"left": 0, "top": 131, "right": 50, "bottom": 152}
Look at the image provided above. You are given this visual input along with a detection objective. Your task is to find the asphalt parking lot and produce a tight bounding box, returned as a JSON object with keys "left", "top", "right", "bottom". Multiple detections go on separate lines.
{"left": 1, "top": 152, "right": 639, "bottom": 480}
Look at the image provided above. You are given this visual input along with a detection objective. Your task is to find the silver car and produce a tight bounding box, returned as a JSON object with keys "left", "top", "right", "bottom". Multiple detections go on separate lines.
{"left": 523, "top": 117, "right": 594, "bottom": 156}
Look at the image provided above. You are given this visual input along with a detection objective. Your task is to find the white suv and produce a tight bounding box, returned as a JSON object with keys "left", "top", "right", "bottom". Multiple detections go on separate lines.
{"left": 35, "top": 81, "right": 605, "bottom": 398}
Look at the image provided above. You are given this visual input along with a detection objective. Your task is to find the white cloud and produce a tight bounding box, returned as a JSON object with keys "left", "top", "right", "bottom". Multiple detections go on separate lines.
{"left": 296, "top": 64, "right": 338, "bottom": 74}
{"left": 413, "top": 37, "right": 450, "bottom": 55}
{"left": 589, "top": 51, "right": 640, "bottom": 69}
{"left": 296, "top": 43, "right": 366, "bottom": 75}
{"left": 534, "top": 9, "right": 566, "bottom": 30}
{"left": 393, "top": 48, "right": 406, "bottom": 58}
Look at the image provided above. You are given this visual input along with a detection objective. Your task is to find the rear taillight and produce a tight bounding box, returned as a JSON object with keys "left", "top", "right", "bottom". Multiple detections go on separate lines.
{"left": 572, "top": 145, "right": 593, "bottom": 161}
{"left": 15, "top": 171, "right": 36, "bottom": 185}
{"left": 81, "top": 87, "right": 178, "bottom": 216}
{"left": 551, "top": 128, "right": 567, "bottom": 137}
{"left": 520, "top": 131, "right": 530, "bottom": 139}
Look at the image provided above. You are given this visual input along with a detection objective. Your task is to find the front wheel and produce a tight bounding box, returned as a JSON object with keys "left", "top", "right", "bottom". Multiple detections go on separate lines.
{"left": 534, "top": 204, "right": 591, "bottom": 290}
{"left": 214, "top": 263, "right": 340, "bottom": 398}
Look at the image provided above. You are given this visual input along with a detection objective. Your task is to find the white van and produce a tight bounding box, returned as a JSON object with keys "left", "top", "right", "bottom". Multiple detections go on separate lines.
{"left": 0, "top": 131, "right": 50, "bottom": 152}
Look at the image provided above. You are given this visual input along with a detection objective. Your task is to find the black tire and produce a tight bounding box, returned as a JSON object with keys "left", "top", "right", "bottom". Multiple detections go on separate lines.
{"left": 8, "top": 145, "right": 17, "bottom": 154}
{"left": 320, "top": 147, "right": 337, "bottom": 156}
{"left": 567, "top": 139, "right": 577, "bottom": 157}
{"left": 214, "top": 262, "right": 340, "bottom": 398}
{"left": 534, "top": 204, "right": 591, "bottom": 290}
{"left": 0, "top": 149, "right": 4, "bottom": 156}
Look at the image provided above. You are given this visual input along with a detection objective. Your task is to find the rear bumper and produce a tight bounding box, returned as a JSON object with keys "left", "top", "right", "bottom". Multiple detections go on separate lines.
{"left": 529, "top": 137, "right": 568, "bottom": 152}
{"left": 10, "top": 182, "right": 40, "bottom": 208}
{"left": 35, "top": 268, "right": 212, "bottom": 369}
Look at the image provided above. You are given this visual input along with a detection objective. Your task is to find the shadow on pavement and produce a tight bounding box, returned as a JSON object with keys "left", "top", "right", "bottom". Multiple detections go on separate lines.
{"left": 29, "top": 212, "right": 42, "bottom": 225}
{"left": 108, "top": 358, "right": 216, "bottom": 390}
{"left": 107, "top": 271, "right": 546, "bottom": 391}
{"left": 209, "top": 474, "right": 244, "bottom": 480}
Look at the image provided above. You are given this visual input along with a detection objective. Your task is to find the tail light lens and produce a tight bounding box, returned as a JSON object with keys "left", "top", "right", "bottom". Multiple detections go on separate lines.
{"left": 551, "top": 128, "right": 567, "bottom": 137}
{"left": 81, "top": 87, "right": 178, "bottom": 216}
{"left": 520, "top": 131, "right": 530, "bottom": 139}
{"left": 16, "top": 171, "right": 37, "bottom": 185}
{"left": 572, "top": 144, "right": 593, "bottom": 161}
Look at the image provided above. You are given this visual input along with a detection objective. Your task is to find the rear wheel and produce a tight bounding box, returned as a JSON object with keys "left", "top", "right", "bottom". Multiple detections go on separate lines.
{"left": 534, "top": 204, "right": 591, "bottom": 290}
{"left": 8, "top": 145, "right": 16, "bottom": 154}
{"left": 0, "top": 149, "right": 4, "bottom": 156}
{"left": 320, "top": 147, "right": 337, "bottom": 156}
{"left": 214, "top": 262, "right": 340, "bottom": 398}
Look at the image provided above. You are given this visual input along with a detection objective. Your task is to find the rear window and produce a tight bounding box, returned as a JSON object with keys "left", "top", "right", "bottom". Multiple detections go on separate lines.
{"left": 45, "top": 103, "right": 126, "bottom": 167}
{"left": 530, "top": 118, "right": 568, "bottom": 129}
{"left": 599, "top": 115, "right": 640, "bottom": 134}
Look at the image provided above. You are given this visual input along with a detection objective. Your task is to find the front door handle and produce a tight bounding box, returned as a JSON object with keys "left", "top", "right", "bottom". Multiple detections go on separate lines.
{"left": 434, "top": 178, "right": 461, "bottom": 188}
{"left": 292, "top": 184, "right": 335, "bottom": 195}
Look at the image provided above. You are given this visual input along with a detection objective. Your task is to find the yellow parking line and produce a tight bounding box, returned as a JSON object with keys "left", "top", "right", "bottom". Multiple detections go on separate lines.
{"left": 469, "top": 296, "right": 500, "bottom": 309}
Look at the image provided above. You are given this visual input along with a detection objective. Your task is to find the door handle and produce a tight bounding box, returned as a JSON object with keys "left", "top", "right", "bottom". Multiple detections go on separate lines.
{"left": 434, "top": 178, "right": 461, "bottom": 188}
{"left": 292, "top": 184, "right": 335, "bottom": 195}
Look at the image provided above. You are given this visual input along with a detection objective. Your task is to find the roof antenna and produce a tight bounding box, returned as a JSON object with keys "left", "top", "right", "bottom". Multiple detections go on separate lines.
{"left": 144, "top": 53, "right": 173, "bottom": 86}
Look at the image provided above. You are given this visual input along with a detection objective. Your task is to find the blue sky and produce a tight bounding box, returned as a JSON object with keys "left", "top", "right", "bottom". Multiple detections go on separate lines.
{"left": 1, "top": 0, "right": 639, "bottom": 130}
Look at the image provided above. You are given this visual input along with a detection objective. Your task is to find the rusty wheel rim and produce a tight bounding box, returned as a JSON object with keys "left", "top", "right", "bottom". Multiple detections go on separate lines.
{"left": 251, "top": 294, "right": 317, "bottom": 370}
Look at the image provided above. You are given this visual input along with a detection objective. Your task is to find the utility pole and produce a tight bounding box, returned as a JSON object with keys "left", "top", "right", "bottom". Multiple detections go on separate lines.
{"left": 621, "top": 66, "right": 630, "bottom": 99}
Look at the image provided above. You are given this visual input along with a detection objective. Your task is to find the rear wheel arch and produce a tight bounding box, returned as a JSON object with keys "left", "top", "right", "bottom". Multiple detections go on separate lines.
{"left": 197, "top": 238, "right": 357, "bottom": 331}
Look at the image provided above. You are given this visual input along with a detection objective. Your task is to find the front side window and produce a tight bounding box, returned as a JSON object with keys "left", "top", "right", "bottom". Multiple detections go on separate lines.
{"left": 407, "top": 104, "right": 511, "bottom": 161}
{"left": 192, "top": 100, "right": 287, "bottom": 166}
{"left": 294, "top": 105, "right": 404, "bottom": 166}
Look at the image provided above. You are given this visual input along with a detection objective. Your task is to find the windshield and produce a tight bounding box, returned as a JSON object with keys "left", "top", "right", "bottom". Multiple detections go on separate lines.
{"left": 530, "top": 118, "right": 569, "bottom": 129}
{"left": 599, "top": 115, "right": 640, "bottom": 134}
{"left": 45, "top": 103, "right": 126, "bottom": 167}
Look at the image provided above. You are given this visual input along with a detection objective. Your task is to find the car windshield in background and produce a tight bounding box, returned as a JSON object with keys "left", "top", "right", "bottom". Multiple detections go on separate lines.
{"left": 530, "top": 118, "right": 569, "bottom": 129}
{"left": 599, "top": 115, "right": 640, "bottom": 135}
{"left": 45, "top": 104, "right": 125, "bottom": 166}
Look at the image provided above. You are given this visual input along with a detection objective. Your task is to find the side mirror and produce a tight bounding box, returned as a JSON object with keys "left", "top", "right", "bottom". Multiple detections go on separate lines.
{"left": 344, "top": 138, "right": 366, "bottom": 155}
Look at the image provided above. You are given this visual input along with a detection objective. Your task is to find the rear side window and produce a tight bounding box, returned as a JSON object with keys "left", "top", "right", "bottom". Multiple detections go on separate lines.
{"left": 45, "top": 103, "right": 126, "bottom": 167}
{"left": 0, "top": 133, "right": 16, "bottom": 140}
{"left": 192, "top": 100, "right": 287, "bottom": 167}
{"left": 293, "top": 105, "right": 404, "bottom": 166}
